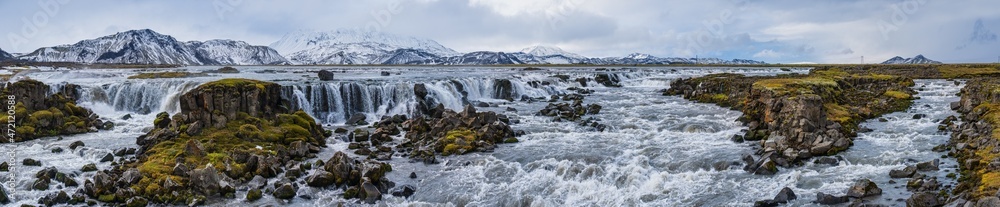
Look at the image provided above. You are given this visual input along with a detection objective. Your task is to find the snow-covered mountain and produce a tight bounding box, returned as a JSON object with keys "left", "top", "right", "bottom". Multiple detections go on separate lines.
{"left": 576, "top": 53, "right": 765, "bottom": 65}
{"left": 411, "top": 51, "right": 530, "bottom": 65}
{"left": 0, "top": 48, "right": 12, "bottom": 61}
{"left": 18, "top": 29, "right": 287, "bottom": 65}
{"left": 517, "top": 45, "right": 586, "bottom": 64}
{"left": 270, "top": 29, "right": 459, "bottom": 64}
{"left": 186, "top": 40, "right": 288, "bottom": 65}
{"left": 13, "top": 28, "right": 769, "bottom": 65}
{"left": 881, "top": 55, "right": 942, "bottom": 64}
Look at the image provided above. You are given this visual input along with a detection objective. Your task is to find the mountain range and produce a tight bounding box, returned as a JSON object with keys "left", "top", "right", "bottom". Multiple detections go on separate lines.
{"left": 7, "top": 29, "right": 768, "bottom": 65}
{"left": 17, "top": 29, "right": 287, "bottom": 65}
{"left": 881, "top": 55, "right": 942, "bottom": 64}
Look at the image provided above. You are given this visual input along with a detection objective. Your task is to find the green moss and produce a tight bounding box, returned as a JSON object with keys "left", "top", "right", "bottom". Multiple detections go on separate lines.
{"left": 98, "top": 194, "right": 116, "bottom": 202}
{"left": 938, "top": 65, "right": 1000, "bottom": 79}
{"left": 246, "top": 189, "right": 262, "bottom": 201}
{"left": 132, "top": 107, "right": 323, "bottom": 200}
{"left": 824, "top": 103, "right": 852, "bottom": 123}
{"left": 883, "top": 90, "right": 912, "bottom": 99}
{"left": 440, "top": 129, "right": 477, "bottom": 156}
{"left": 198, "top": 78, "right": 270, "bottom": 91}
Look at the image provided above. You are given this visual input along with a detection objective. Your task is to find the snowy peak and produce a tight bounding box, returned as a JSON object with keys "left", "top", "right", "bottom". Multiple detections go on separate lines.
{"left": 519, "top": 45, "right": 585, "bottom": 59}
{"left": 270, "top": 29, "right": 459, "bottom": 64}
{"left": 0, "top": 47, "right": 12, "bottom": 60}
{"left": 881, "top": 55, "right": 942, "bottom": 64}
{"left": 186, "top": 39, "right": 288, "bottom": 65}
{"left": 624, "top": 53, "right": 656, "bottom": 60}
{"left": 18, "top": 29, "right": 287, "bottom": 65}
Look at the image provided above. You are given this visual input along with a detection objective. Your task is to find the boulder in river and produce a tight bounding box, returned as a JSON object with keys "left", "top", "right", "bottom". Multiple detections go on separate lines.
{"left": 889, "top": 166, "right": 917, "bottom": 178}
{"left": 915, "top": 159, "right": 939, "bottom": 171}
{"left": 814, "top": 192, "right": 850, "bottom": 205}
{"left": 318, "top": 70, "right": 335, "bottom": 81}
{"left": 846, "top": 179, "right": 882, "bottom": 198}
{"left": 905, "top": 192, "right": 940, "bottom": 207}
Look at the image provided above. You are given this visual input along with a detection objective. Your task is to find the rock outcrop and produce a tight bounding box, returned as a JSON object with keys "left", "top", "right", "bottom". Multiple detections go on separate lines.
{"left": 88, "top": 79, "right": 333, "bottom": 205}
{"left": 667, "top": 69, "right": 916, "bottom": 169}
{"left": 0, "top": 79, "right": 103, "bottom": 142}
{"left": 344, "top": 104, "right": 518, "bottom": 164}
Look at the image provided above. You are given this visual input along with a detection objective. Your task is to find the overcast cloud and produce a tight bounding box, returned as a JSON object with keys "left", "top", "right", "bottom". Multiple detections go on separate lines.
{"left": 1, "top": 0, "right": 998, "bottom": 63}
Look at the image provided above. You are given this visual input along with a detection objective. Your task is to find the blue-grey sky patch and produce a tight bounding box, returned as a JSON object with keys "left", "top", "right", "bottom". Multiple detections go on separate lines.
{"left": 1, "top": 0, "right": 998, "bottom": 63}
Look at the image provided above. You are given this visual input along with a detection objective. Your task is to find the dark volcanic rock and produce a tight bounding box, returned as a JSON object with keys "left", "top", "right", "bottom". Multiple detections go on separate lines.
{"left": 889, "top": 166, "right": 916, "bottom": 178}
{"left": 815, "top": 192, "right": 850, "bottom": 205}
{"left": 905, "top": 192, "right": 940, "bottom": 207}
{"left": 317, "top": 70, "right": 335, "bottom": 81}
{"left": 846, "top": 179, "right": 882, "bottom": 198}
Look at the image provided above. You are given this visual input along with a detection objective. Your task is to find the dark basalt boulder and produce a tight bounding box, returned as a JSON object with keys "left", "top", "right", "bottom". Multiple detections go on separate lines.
{"left": 846, "top": 179, "right": 882, "bottom": 198}
{"left": 815, "top": 192, "right": 850, "bottom": 205}
{"left": 317, "top": 70, "right": 335, "bottom": 81}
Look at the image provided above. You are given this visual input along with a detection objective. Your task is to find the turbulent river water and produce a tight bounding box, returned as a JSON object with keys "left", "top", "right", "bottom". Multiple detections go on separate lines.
{"left": 0, "top": 66, "right": 961, "bottom": 206}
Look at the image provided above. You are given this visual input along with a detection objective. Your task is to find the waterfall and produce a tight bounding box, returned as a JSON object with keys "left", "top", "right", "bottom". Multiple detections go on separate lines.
{"left": 49, "top": 70, "right": 650, "bottom": 125}
{"left": 73, "top": 80, "right": 200, "bottom": 115}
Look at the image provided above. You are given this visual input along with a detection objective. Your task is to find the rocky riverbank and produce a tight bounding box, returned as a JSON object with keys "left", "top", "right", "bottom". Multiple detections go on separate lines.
{"left": 0, "top": 79, "right": 105, "bottom": 142}
{"left": 946, "top": 78, "right": 1000, "bottom": 205}
{"left": 667, "top": 69, "right": 916, "bottom": 172}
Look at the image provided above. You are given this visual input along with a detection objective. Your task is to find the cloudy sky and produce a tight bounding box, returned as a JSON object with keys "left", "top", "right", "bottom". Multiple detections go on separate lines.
{"left": 1, "top": 0, "right": 998, "bottom": 63}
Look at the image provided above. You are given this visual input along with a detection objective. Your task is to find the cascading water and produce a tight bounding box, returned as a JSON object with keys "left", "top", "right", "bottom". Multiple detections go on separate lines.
{"left": 15, "top": 66, "right": 972, "bottom": 207}
{"left": 281, "top": 74, "right": 621, "bottom": 124}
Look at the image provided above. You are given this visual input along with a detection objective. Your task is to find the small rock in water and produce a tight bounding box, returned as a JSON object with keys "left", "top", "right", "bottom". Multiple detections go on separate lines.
{"left": 100, "top": 153, "right": 114, "bottom": 162}
{"left": 889, "top": 166, "right": 916, "bottom": 178}
{"left": 409, "top": 172, "right": 417, "bottom": 179}
{"left": 912, "top": 114, "right": 927, "bottom": 119}
{"left": 69, "top": 141, "right": 85, "bottom": 150}
{"left": 846, "top": 179, "right": 882, "bottom": 198}
{"left": 773, "top": 187, "right": 797, "bottom": 203}
{"left": 23, "top": 158, "right": 42, "bottom": 166}
{"left": 814, "top": 192, "right": 849, "bottom": 205}
{"left": 916, "top": 159, "right": 939, "bottom": 171}
{"left": 317, "top": 70, "right": 335, "bottom": 81}
{"left": 905, "top": 192, "right": 940, "bottom": 207}
{"left": 813, "top": 157, "right": 839, "bottom": 166}
{"left": 390, "top": 185, "right": 416, "bottom": 198}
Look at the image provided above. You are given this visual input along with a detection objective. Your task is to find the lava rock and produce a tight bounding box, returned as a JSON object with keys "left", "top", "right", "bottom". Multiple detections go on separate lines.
{"left": 773, "top": 187, "right": 797, "bottom": 203}
{"left": 346, "top": 113, "right": 368, "bottom": 126}
{"left": 754, "top": 199, "right": 780, "bottom": 207}
{"left": 99, "top": 153, "right": 114, "bottom": 162}
{"left": 815, "top": 192, "right": 849, "bottom": 205}
{"left": 390, "top": 185, "right": 416, "bottom": 198}
{"left": 846, "top": 179, "right": 882, "bottom": 198}
{"left": 814, "top": 157, "right": 839, "bottom": 166}
{"left": 361, "top": 181, "right": 381, "bottom": 204}
{"left": 317, "top": 70, "right": 335, "bottom": 81}
{"left": 905, "top": 192, "right": 940, "bottom": 207}
{"left": 246, "top": 188, "right": 262, "bottom": 201}
{"left": 273, "top": 183, "right": 296, "bottom": 199}
{"left": 889, "top": 166, "right": 916, "bottom": 178}
{"left": 23, "top": 158, "right": 41, "bottom": 166}
{"left": 978, "top": 197, "right": 1000, "bottom": 207}
{"left": 916, "top": 159, "right": 939, "bottom": 171}
{"left": 305, "top": 170, "right": 335, "bottom": 187}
